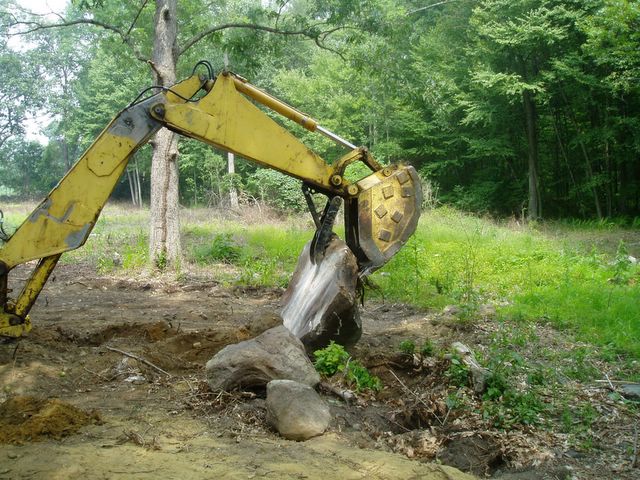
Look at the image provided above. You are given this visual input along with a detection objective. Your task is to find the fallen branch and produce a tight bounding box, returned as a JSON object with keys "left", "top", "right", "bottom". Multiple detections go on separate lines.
{"left": 449, "top": 342, "right": 490, "bottom": 394}
{"left": 595, "top": 380, "right": 640, "bottom": 385}
{"left": 387, "top": 368, "right": 444, "bottom": 426}
{"left": 319, "top": 381, "right": 355, "bottom": 403}
{"left": 105, "top": 346, "right": 171, "bottom": 377}
{"left": 633, "top": 422, "right": 638, "bottom": 469}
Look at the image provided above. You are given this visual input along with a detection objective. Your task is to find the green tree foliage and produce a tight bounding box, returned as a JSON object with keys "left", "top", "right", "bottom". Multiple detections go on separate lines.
{"left": 0, "top": 0, "right": 638, "bottom": 219}
{"left": 0, "top": 138, "right": 45, "bottom": 196}
{"left": 0, "top": 38, "right": 41, "bottom": 149}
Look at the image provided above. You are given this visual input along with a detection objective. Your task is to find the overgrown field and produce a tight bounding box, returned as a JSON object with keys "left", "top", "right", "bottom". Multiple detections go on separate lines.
{"left": 3, "top": 202, "right": 639, "bottom": 360}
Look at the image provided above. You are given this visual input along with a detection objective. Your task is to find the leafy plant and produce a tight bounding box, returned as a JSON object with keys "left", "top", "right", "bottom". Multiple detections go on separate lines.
{"left": 445, "top": 354, "right": 470, "bottom": 387}
{"left": 193, "top": 233, "right": 242, "bottom": 264}
{"left": 313, "top": 341, "right": 350, "bottom": 377}
{"left": 399, "top": 339, "right": 416, "bottom": 355}
{"left": 421, "top": 340, "right": 435, "bottom": 357}
{"left": 344, "top": 361, "right": 382, "bottom": 392}
{"left": 482, "top": 390, "right": 546, "bottom": 428}
{"left": 313, "top": 342, "right": 382, "bottom": 392}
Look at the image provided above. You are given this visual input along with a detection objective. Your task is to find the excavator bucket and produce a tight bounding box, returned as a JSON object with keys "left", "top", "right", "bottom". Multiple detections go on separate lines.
{"left": 346, "top": 165, "right": 422, "bottom": 274}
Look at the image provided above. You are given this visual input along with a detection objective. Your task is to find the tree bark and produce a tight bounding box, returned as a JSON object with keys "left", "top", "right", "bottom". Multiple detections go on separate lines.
{"left": 523, "top": 90, "right": 541, "bottom": 220}
{"left": 228, "top": 152, "right": 239, "bottom": 209}
{"left": 135, "top": 158, "right": 143, "bottom": 207}
{"left": 127, "top": 169, "right": 136, "bottom": 206}
{"left": 149, "top": 0, "right": 180, "bottom": 267}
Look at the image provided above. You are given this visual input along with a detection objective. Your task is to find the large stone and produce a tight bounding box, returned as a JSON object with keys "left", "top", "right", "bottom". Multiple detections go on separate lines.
{"left": 281, "top": 238, "right": 361, "bottom": 352}
{"left": 266, "top": 379, "right": 330, "bottom": 441}
{"left": 205, "top": 325, "right": 320, "bottom": 391}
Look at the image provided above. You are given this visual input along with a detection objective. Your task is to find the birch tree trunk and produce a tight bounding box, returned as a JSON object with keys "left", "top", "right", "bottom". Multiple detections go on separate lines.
{"left": 149, "top": 0, "right": 180, "bottom": 267}
{"left": 523, "top": 90, "right": 541, "bottom": 220}
{"left": 228, "top": 152, "right": 239, "bottom": 209}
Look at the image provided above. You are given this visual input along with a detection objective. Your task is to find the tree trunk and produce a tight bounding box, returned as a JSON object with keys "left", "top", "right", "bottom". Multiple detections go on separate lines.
{"left": 148, "top": 0, "right": 180, "bottom": 267}
{"left": 127, "top": 169, "right": 136, "bottom": 206}
{"left": 135, "top": 158, "right": 143, "bottom": 207}
{"left": 228, "top": 152, "right": 239, "bottom": 209}
{"left": 523, "top": 90, "right": 540, "bottom": 220}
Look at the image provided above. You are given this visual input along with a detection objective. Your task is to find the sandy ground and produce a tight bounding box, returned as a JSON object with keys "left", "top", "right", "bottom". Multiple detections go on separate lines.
{"left": 0, "top": 264, "right": 475, "bottom": 480}
{"left": 1, "top": 263, "right": 637, "bottom": 479}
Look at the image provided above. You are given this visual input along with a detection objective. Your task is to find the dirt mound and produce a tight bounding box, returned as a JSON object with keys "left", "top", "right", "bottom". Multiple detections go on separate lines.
{"left": 48, "top": 321, "right": 178, "bottom": 346}
{"left": 141, "top": 315, "right": 283, "bottom": 372}
{"left": 143, "top": 327, "right": 252, "bottom": 371}
{"left": 0, "top": 396, "right": 101, "bottom": 444}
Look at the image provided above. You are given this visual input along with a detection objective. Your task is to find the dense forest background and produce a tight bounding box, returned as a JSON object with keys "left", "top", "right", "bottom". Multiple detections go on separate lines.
{"left": 1, "top": 0, "right": 639, "bottom": 221}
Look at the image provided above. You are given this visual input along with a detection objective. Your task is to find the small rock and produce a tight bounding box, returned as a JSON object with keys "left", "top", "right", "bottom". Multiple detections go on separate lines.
{"left": 124, "top": 375, "right": 146, "bottom": 384}
{"left": 266, "top": 379, "right": 330, "bottom": 441}
{"left": 443, "top": 305, "right": 460, "bottom": 316}
{"left": 205, "top": 326, "right": 320, "bottom": 391}
{"left": 620, "top": 382, "right": 640, "bottom": 400}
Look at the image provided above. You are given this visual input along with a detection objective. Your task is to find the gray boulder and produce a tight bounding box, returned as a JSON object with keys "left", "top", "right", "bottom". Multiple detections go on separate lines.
{"left": 205, "top": 325, "right": 320, "bottom": 391}
{"left": 266, "top": 379, "right": 330, "bottom": 441}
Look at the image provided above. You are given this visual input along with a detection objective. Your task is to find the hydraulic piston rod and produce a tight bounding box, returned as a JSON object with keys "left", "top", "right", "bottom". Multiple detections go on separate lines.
{"left": 229, "top": 74, "right": 356, "bottom": 150}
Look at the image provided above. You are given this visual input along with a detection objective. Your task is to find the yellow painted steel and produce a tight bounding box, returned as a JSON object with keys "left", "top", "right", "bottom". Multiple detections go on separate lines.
{"left": 231, "top": 76, "right": 319, "bottom": 132}
{"left": 157, "top": 74, "right": 340, "bottom": 193}
{"left": 0, "top": 255, "right": 60, "bottom": 336}
{"left": 353, "top": 165, "right": 422, "bottom": 271}
{"left": 0, "top": 75, "right": 203, "bottom": 271}
{"left": 14, "top": 255, "right": 61, "bottom": 318}
{"left": 0, "top": 312, "right": 31, "bottom": 338}
{"left": 0, "top": 74, "right": 204, "bottom": 338}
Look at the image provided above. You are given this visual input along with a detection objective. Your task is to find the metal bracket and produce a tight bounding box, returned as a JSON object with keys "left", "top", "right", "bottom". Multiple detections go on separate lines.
{"left": 302, "top": 184, "right": 321, "bottom": 229}
{"left": 310, "top": 196, "right": 343, "bottom": 264}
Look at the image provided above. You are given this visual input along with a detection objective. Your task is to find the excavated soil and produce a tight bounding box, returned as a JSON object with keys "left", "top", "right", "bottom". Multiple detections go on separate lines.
{"left": 0, "top": 263, "right": 637, "bottom": 479}
{"left": 0, "top": 396, "right": 101, "bottom": 444}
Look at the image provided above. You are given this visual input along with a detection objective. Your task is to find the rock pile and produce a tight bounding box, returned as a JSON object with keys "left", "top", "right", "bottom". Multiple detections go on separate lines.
{"left": 205, "top": 325, "right": 319, "bottom": 391}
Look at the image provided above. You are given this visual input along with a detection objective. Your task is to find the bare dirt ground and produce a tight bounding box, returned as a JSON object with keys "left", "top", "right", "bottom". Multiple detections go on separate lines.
{"left": 1, "top": 264, "right": 638, "bottom": 479}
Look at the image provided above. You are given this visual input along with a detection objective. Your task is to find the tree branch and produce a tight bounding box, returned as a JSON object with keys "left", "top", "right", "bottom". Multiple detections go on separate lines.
{"left": 408, "top": 0, "right": 467, "bottom": 15}
{"left": 124, "top": 0, "right": 149, "bottom": 39}
{"left": 2, "top": 18, "right": 149, "bottom": 64}
{"left": 178, "top": 22, "right": 348, "bottom": 59}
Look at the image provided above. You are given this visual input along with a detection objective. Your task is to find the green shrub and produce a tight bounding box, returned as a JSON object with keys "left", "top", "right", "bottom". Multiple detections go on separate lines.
{"left": 421, "top": 340, "right": 435, "bottom": 357}
{"left": 399, "top": 340, "right": 416, "bottom": 355}
{"left": 313, "top": 342, "right": 382, "bottom": 392}
{"left": 445, "top": 354, "right": 470, "bottom": 387}
{"left": 193, "top": 233, "right": 242, "bottom": 264}
{"left": 313, "top": 341, "right": 350, "bottom": 376}
{"left": 345, "top": 361, "right": 382, "bottom": 392}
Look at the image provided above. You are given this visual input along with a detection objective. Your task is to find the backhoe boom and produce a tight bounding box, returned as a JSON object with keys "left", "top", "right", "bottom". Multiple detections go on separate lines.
{"left": 0, "top": 65, "right": 421, "bottom": 338}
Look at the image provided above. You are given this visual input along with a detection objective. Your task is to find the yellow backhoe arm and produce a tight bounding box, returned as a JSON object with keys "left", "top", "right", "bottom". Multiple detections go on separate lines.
{"left": 0, "top": 66, "right": 421, "bottom": 338}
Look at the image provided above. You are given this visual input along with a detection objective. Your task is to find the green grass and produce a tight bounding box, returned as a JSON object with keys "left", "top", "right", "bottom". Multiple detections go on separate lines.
{"left": 371, "top": 207, "right": 640, "bottom": 357}
{"left": 182, "top": 217, "right": 313, "bottom": 287}
{"left": 2, "top": 202, "right": 638, "bottom": 357}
